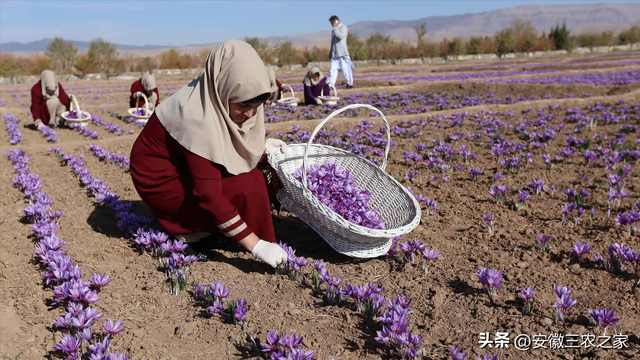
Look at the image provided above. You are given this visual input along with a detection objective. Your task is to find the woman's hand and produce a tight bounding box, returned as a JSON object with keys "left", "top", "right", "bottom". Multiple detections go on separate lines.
{"left": 265, "top": 138, "right": 287, "bottom": 153}
{"left": 314, "top": 98, "right": 322, "bottom": 105}
{"left": 251, "top": 240, "right": 288, "bottom": 268}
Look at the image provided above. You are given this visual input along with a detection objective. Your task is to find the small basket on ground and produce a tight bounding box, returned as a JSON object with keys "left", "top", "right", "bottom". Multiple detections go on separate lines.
{"left": 61, "top": 95, "right": 91, "bottom": 127}
{"left": 276, "top": 84, "right": 299, "bottom": 107}
{"left": 127, "top": 92, "right": 152, "bottom": 123}
{"left": 317, "top": 83, "right": 339, "bottom": 105}
{"left": 267, "top": 104, "right": 421, "bottom": 258}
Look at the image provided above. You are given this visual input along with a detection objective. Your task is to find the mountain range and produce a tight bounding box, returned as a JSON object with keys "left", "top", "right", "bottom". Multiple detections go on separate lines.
{"left": 2, "top": 2, "right": 639, "bottom": 55}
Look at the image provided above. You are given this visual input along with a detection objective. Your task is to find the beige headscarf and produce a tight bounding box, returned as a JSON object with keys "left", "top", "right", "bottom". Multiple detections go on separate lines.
{"left": 267, "top": 69, "right": 280, "bottom": 102}
{"left": 303, "top": 67, "right": 324, "bottom": 87}
{"left": 141, "top": 72, "right": 158, "bottom": 110}
{"left": 40, "top": 70, "right": 59, "bottom": 100}
{"left": 155, "top": 39, "right": 271, "bottom": 175}
{"left": 141, "top": 72, "right": 157, "bottom": 92}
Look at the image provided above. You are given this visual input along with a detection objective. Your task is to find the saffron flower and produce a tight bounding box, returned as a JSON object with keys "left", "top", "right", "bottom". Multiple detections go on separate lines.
{"left": 476, "top": 268, "right": 503, "bottom": 300}
{"left": 515, "top": 190, "right": 531, "bottom": 211}
{"left": 451, "top": 346, "right": 468, "bottom": 360}
{"left": 422, "top": 248, "right": 441, "bottom": 274}
{"left": 588, "top": 308, "right": 620, "bottom": 330}
{"left": 536, "top": 234, "right": 551, "bottom": 252}
{"left": 517, "top": 286, "right": 535, "bottom": 314}
{"left": 570, "top": 242, "right": 591, "bottom": 265}
{"left": 102, "top": 318, "right": 125, "bottom": 336}
{"left": 482, "top": 214, "right": 494, "bottom": 235}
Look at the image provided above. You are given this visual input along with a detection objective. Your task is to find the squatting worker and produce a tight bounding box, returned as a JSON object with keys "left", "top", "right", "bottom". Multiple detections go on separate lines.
{"left": 265, "top": 69, "right": 284, "bottom": 105}
{"left": 31, "top": 70, "right": 71, "bottom": 130}
{"left": 129, "top": 39, "right": 289, "bottom": 268}
{"left": 130, "top": 72, "right": 160, "bottom": 111}
{"left": 303, "top": 67, "right": 330, "bottom": 106}
{"left": 328, "top": 15, "right": 354, "bottom": 89}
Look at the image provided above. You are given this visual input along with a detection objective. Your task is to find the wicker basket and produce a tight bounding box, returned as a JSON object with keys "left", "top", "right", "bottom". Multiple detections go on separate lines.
{"left": 276, "top": 84, "right": 299, "bottom": 107}
{"left": 61, "top": 95, "right": 91, "bottom": 126}
{"left": 127, "top": 92, "right": 152, "bottom": 122}
{"left": 317, "top": 83, "right": 339, "bottom": 105}
{"left": 267, "top": 104, "right": 421, "bottom": 258}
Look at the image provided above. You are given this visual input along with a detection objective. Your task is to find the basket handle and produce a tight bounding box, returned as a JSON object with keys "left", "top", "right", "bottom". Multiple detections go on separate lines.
{"left": 137, "top": 92, "right": 150, "bottom": 113}
{"left": 69, "top": 94, "right": 81, "bottom": 113}
{"left": 301, "top": 104, "right": 390, "bottom": 191}
{"left": 321, "top": 83, "right": 337, "bottom": 98}
{"left": 282, "top": 84, "right": 294, "bottom": 100}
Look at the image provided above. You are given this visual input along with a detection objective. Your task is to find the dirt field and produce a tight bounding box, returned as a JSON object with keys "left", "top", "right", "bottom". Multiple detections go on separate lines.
{"left": 1, "top": 51, "right": 639, "bottom": 360}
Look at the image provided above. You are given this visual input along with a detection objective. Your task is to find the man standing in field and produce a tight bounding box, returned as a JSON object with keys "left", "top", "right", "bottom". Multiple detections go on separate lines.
{"left": 328, "top": 15, "right": 354, "bottom": 89}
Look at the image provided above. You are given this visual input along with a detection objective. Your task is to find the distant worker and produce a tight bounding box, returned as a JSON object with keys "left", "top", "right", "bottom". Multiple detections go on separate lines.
{"left": 265, "top": 69, "right": 284, "bottom": 105}
{"left": 130, "top": 72, "right": 160, "bottom": 111}
{"left": 302, "top": 67, "right": 330, "bottom": 106}
{"left": 30, "top": 70, "right": 71, "bottom": 130}
{"left": 328, "top": 15, "right": 354, "bottom": 89}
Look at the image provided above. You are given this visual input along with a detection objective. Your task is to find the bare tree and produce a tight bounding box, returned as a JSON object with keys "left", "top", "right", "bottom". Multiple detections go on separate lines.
{"left": 366, "top": 32, "right": 391, "bottom": 65}
{"left": 413, "top": 22, "right": 427, "bottom": 58}
{"left": 46, "top": 37, "right": 77, "bottom": 73}
{"left": 87, "top": 38, "right": 120, "bottom": 77}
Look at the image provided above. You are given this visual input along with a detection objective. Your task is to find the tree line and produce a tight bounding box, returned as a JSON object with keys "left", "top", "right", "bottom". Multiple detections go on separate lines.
{"left": 1, "top": 22, "right": 639, "bottom": 77}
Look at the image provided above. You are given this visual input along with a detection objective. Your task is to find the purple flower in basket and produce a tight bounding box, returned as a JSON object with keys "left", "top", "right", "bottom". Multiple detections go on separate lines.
{"left": 132, "top": 109, "right": 149, "bottom": 116}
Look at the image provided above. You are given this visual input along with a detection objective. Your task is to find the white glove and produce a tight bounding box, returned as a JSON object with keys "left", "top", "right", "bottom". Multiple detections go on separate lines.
{"left": 134, "top": 91, "right": 143, "bottom": 98}
{"left": 35, "top": 119, "right": 46, "bottom": 130}
{"left": 314, "top": 98, "right": 322, "bottom": 105}
{"left": 264, "top": 138, "right": 287, "bottom": 153}
{"left": 251, "top": 240, "right": 288, "bottom": 268}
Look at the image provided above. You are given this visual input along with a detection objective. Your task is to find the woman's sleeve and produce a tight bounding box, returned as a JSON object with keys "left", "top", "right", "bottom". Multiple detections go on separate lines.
{"left": 304, "top": 84, "right": 314, "bottom": 101}
{"left": 183, "top": 150, "right": 253, "bottom": 242}
{"left": 129, "top": 81, "right": 139, "bottom": 108}
{"left": 154, "top": 87, "right": 160, "bottom": 106}
{"left": 58, "top": 83, "right": 71, "bottom": 110}
{"left": 30, "top": 84, "right": 43, "bottom": 122}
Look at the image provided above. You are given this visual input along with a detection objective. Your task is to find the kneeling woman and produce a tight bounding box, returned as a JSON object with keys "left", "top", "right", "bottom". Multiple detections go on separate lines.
{"left": 129, "top": 73, "right": 160, "bottom": 111}
{"left": 130, "top": 39, "right": 288, "bottom": 268}
{"left": 31, "top": 70, "right": 71, "bottom": 129}
{"left": 303, "top": 67, "right": 330, "bottom": 106}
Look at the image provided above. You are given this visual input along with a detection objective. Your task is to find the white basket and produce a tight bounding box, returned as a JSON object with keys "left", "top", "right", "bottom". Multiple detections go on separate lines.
{"left": 127, "top": 92, "right": 152, "bottom": 122}
{"left": 267, "top": 104, "right": 421, "bottom": 258}
{"left": 61, "top": 95, "right": 91, "bottom": 126}
{"left": 276, "top": 84, "right": 299, "bottom": 107}
{"left": 317, "top": 83, "right": 339, "bottom": 105}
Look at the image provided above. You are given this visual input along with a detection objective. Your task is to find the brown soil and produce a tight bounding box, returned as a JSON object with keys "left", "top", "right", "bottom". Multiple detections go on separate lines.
{"left": 0, "top": 57, "right": 639, "bottom": 360}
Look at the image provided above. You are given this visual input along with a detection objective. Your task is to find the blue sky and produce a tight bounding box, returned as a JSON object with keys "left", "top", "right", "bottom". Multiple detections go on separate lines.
{"left": 0, "top": 0, "right": 636, "bottom": 46}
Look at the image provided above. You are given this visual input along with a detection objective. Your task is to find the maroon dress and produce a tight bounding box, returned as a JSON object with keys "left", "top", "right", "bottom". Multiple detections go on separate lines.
{"left": 30, "top": 81, "right": 70, "bottom": 125}
{"left": 129, "top": 114, "right": 276, "bottom": 243}
{"left": 303, "top": 77, "right": 331, "bottom": 105}
{"left": 129, "top": 79, "right": 161, "bottom": 109}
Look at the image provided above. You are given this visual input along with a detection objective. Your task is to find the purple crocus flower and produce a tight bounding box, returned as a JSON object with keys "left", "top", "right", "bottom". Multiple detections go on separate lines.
{"left": 477, "top": 354, "right": 498, "bottom": 360}
{"left": 53, "top": 334, "right": 82, "bottom": 355}
{"left": 517, "top": 286, "right": 535, "bottom": 314}
{"left": 553, "top": 293, "right": 577, "bottom": 323}
{"left": 91, "top": 273, "right": 110, "bottom": 288}
{"left": 588, "top": 308, "right": 620, "bottom": 328}
{"left": 476, "top": 267, "right": 503, "bottom": 299}
{"left": 536, "top": 234, "right": 551, "bottom": 252}
{"left": 451, "top": 346, "right": 468, "bottom": 360}
{"left": 422, "top": 248, "right": 441, "bottom": 274}
{"left": 210, "top": 280, "right": 230, "bottom": 299}
{"left": 482, "top": 213, "right": 494, "bottom": 235}
{"left": 527, "top": 179, "right": 545, "bottom": 195}
{"left": 468, "top": 168, "right": 483, "bottom": 182}
{"left": 570, "top": 242, "right": 591, "bottom": 263}
{"left": 103, "top": 318, "right": 125, "bottom": 336}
